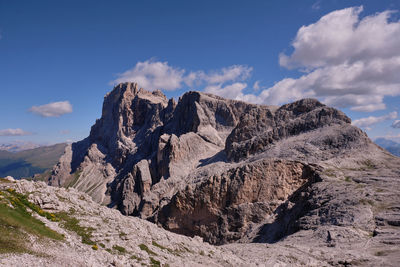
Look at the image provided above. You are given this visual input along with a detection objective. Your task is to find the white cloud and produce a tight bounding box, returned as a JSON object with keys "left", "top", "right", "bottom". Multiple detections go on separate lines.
{"left": 0, "top": 128, "right": 32, "bottom": 136}
{"left": 392, "top": 120, "right": 400, "bottom": 128}
{"left": 260, "top": 6, "right": 400, "bottom": 111}
{"left": 204, "top": 82, "right": 260, "bottom": 103}
{"left": 113, "top": 60, "right": 185, "bottom": 91}
{"left": 374, "top": 133, "right": 400, "bottom": 143}
{"left": 29, "top": 101, "right": 73, "bottom": 117}
{"left": 200, "top": 65, "right": 252, "bottom": 84}
{"left": 113, "top": 60, "right": 253, "bottom": 94}
{"left": 280, "top": 7, "right": 400, "bottom": 69}
{"left": 352, "top": 111, "right": 397, "bottom": 128}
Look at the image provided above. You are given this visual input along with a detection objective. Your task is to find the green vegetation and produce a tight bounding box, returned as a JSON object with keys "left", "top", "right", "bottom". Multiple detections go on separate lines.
{"left": 148, "top": 240, "right": 197, "bottom": 257}
{"left": 0, "top": 143, "right": 66, "bottom": 179}
{"left": 151, "top": 240, "right": 183, "bottom": 256}
{"left": 56, "top": 211, "right": 95, "bottom": 245}
{"left": 375, "top": 250, "right": 388, "bottom": 256}
{"left": 4, "top": 188, "right": 59, "bottom": 222}
{"left": 323, "top": 168, "right": 336, "bottom": 177}
{"left": 130, "top": 254, "right": 143, "bottom": 261}
{"left": 139, "top": 243, "right": 157, "bottom": 256}
{"left": 152, "top": 240, "right": 167, "bottom": 250}
{"left": 344, "top": 176, "right": 352, "bottom": 182}
{"left": 363, "top": 159, "right": 376, "bottom": 170}
{"left": 149, "top": 257, "right": 161, "bottom": 267}
{"left": 112, "top": 245, "right": 127, "bottom": 254}
{"left": 179, "top": 244, "right": 194, "bottom": 254}
{"left": 0, "top": 187, "right": 101, "bottom": 254}
{"left": 0, "top": 189, "right": 64, "bottom": 254}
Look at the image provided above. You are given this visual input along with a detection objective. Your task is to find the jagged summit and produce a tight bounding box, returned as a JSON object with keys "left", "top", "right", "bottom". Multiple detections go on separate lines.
{"left": 49, "top": 82, "right": 400, "bottom": 254}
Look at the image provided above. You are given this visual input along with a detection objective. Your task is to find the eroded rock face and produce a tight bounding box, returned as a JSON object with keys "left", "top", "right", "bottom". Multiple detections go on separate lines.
{"left": 49, "top": 82, "right": 388, "bottom": 245}
{"left": 225, "top": 99, "right": 353, "bottom": 161}
{"left": 158, "top": 159, "right": 320, "bottom": 244}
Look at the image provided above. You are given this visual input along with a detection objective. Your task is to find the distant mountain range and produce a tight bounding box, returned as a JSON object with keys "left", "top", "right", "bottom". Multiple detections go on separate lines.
{"left": 0, "top": 143, "right": 67, "bottom": 179}
{"left": 375, "top": 138, "right": 400, "bottom": 157}
{"left": 0, "top": 141, "right": 41, "bottom": 152}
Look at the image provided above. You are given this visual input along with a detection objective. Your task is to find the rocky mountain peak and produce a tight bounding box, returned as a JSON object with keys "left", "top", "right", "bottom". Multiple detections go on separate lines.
{"left": 49, "top": 82, "right": 398, "bottom": 248}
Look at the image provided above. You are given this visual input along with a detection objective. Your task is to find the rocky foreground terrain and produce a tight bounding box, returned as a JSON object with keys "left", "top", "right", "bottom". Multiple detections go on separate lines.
{"left": 2, "top": 82, "right": 399, "bottom": 266}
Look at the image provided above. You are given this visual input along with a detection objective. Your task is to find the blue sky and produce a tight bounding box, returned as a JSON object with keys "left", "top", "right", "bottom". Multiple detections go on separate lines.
{"left": 0, "top": 0, "right": 399, "bottom": 145}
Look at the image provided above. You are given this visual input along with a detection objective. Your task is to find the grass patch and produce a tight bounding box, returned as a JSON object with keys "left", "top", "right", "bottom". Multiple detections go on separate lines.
{"left": 151, "top": 240, "right": 185, "bottom": 256}
{"left": 0, "top": 189, "right": 64, "bottom": 254}
{"left": 344, "top": 176, "right": 352, "bottom": 182}
{"left": 149, "top": 257, "right": 161, "bottom": 267}
{"left": 179, "top": 244, "right": 194, "bottom": 254}
{"left": 139, "top": 243, "right": 157, "bottom": 256}
{"left": 4, "top": 189, "right": 59, "bottom": 222}
{"left": 363, "top": 160, "right": 375, "bottom": 170}
{"left": 375, "top": 250, "right": 389, "bottom": 256}
{"left": 56, "top": 211, "right": 95, "bottom": 245}
{"left": 323, "top": 168, "right": 336, "bottom": 177}
{"left": 119, "top": 231, "right": 127, "bottom": 238}
{"left": 113, "top": 245, "right": 127, "bottom": 254}
{"left": 130, "top": 254, "right": 143, "bottom": 262}
{"left": 152, "top": 240, "right": 167, "bottom": 250}
{"left": 356, "top": 183, "right": 365, "bottom": 189}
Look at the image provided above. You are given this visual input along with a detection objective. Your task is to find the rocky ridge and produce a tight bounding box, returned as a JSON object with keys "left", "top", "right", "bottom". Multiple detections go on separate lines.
{"left": 46, "top": 82, "right": 400, "bottom": 265}
{"left": 0, "top": 178, "right": 244, "bottom": 266}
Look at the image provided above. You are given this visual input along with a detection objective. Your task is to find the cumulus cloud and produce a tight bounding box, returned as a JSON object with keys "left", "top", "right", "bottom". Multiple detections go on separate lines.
{"left": 113, "top": 60, "right": 253, "bottom": 92}
{"left": 200, "top": 65, "right": 252, "bottom": 84}
{"left": 113, "top": 60, "right": 185, "bottom": 91}
{"left": 111, "top": 8, "right": 400, "bottom": 109}
{"left": 352, "top": 111, "right": 397, "bottom": 128}
{"left": 258, "top": 6, "right": 400, "bottom": 111}
{"left": 280, "top": 7, "right": 400, "bottom": 69}
{"left": 204, "top": 82, "right": 260, "bottom": 103}
{"left": 0, "top": 128, "right": 32, "bottom": 136}
{"left": 392, "top": 120, "right": 400, "bottom": 128}
{"left": 29, "top": 101, "right": 73, "bottom": 117}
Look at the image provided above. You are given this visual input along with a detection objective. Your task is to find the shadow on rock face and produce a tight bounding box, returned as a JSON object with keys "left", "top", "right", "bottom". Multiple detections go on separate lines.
{"left": 252, "top": 169, "right": 322, "bottom": 244}
{"left": 156, "top": 159, "right": 322, "bottom": 245}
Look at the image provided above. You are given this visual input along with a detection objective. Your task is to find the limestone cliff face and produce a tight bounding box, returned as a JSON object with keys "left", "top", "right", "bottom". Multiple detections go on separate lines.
{"left": 49, "top": 82, "right": 386, "bottom": 244}
{"left": 158, "top": 159, "right": 321, "bottom": 244}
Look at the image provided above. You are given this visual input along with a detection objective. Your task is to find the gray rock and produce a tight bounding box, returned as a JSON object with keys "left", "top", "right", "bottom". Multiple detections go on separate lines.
{"left": 48, "top": 81, "right": 400, "bottom": 267}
